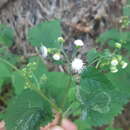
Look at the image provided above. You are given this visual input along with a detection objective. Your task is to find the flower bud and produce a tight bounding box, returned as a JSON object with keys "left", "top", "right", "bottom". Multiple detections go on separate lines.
{"left": 120, "top": 61, "right": 128, "bottom": 69}
{"left": 111, "top": 58, "right": 118, "bottom": 66}
{"left": 58, "top": 37, "right": 65, "bottom": 43}
{"left": 110, "top": 66, "right": 118, "bottom": 73}
{"left": 40, "top": 45, "right": 48, "bottom": 58}
{"left": 115, "top": 42, "right": 122, "bottom": 49}
{"left": 47, "top": 48, "right": 52, "bottom": 53}
{"left": 53, "top": 53, "right": 61, "bottom": 61}
{"left": 100, "top": 61, "right": 109, "bottom": 68}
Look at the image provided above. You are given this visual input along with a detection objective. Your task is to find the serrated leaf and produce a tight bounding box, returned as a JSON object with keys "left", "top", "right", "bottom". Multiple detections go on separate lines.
{"left": 43, "top": 72, "right": 75, "bottom": 109}
{"left": 14, "top": 108, "right": 43, "bottom": 130}
{"left": 4, "top": 89, "right": 52, "bottom": 130}
{"left": 90, "top": 92, "right": 111, "bottom": 113}
{"left": 28, "top": 20, "right": 62, "bottom": 48}
{"left": 0, "top": 24, "right": 14, "bottom": 47}
{"left": 106, "top": 64, "right": 130, "bottom": 97}
{"left": 78, "top": 67, "right": 128, "bottom": 126}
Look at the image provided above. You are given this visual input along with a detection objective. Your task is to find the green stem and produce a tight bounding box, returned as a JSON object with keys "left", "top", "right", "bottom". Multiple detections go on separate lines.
{"left": 87, "top": 58, "right": 100, "bottom": 67}
{"left": 0, "top": 57, "right": 19, "bottom": 72}
{"left": 32, "top": 73, "right": 40, "bottom": 89}
{"left": 61, "top": 49, "right": 71, "bottom": 74}
{"left": 33, "top": 87, "right": 61, "bottom": 112}
{"left": 0, "top": 57, "right": 60, "bottom": 112}
{"left": 61, "top": 75, "right": 72, "bottom": 109}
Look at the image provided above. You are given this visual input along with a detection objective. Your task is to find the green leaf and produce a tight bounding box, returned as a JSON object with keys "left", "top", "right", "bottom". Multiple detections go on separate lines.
{"left": 0, "top": 24, "right": 14, "bottom": 47}
{"left": 97, "top": 29, "right": 130, "bottom": 45}
{"left": 0, "top": 112, "right": 4, "bottom": 120}
{"left": 11, "top": 71, "right": 26, "bottom": 95}
{"left": 106, "top": 64, "right": 130, "bottom": 97}
{"left": 28, "top": 20, "right": 62, "bottom": 48}
{"left": 75, "top": 120, "right": 93, "bottom": 130}
{"left": 0, "top": 62, "right": 11, "bottom": 78}
{"left": 28, "top": 56, "right": 48, "bottom": 88}
{"left": 0, "top": 79, "right": 4, "bottom": 91}
{"left": 4, "top": 89, "right": 52, "bottom": 130}
{"left": 105, "top": 128, "right": 123, "bottom": 130}
{"left": 86, "top": 49, "right": 99, "bottom": 64}
{"left": 0, "top": 60, "right": 13, "bottom": 93}
{"left": 0, "top": 47, "right": 20, "bottom": 65}
{"left": 123, "top": 5, "right": 130, "bottom": 17}
{"left": 78, "top": 67, "right": 128, "bottom": 126}
{"left": 43, "top": 72, "right": 75, "bottom": 109}
{"left": 96, "top": 29, "right": 120, "bottom": 44}
{"left": 14, "top": 108, "right": 43, "bottom": 130}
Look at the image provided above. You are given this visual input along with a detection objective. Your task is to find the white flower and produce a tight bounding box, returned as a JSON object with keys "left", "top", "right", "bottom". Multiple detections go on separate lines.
{"left": 121, "top": 61, "right": 128, "bottom": 69}
{"left": 110, "top": 66, "right": 118, "bottom": 73}
{"left": 53, "top": 53, "right": 61, "bottom": 61}
{"left": 111, "top": 58, "right": 118, "bottom": 66}
{"left": 71, "top": 58, "right": 84, "bottom": 73}
{"left": 74, "top": 39, "right": 84, "bottom": 47}
{"left": 40, "top": 45, "right": 48, "bottom": 58}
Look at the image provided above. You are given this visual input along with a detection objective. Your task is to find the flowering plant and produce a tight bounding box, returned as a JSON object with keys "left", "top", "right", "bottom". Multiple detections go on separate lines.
{"left": 0, "top": 2, "right": 130, "bottom": 129}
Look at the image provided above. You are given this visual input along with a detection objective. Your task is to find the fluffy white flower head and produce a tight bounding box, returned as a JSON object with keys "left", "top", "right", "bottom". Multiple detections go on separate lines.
{"left": 71, "top": 58, "right": 84, "bottom": 73}
{"left": 74, "top": 39, "right": 84, "bottom": 47}
{"left": 111, "top": 58, "right": 118, "bottom": 66}
{"left": 40, "top": 45, "right": 48, "bottom": 58}
{"left": 121, "top": 61, "right": 128, "bottom": 69}
{"left": 53, "top": 53, "right": 61, "bottom": 61}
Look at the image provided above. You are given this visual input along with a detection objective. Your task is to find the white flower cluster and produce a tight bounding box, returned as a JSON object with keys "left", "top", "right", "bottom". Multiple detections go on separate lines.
{"left": 71, "top": 39, "right": 85, "bottom": 73}
{"left": 110, "top": 57, "right": 128, "bottom": 73}
{"left": 40, "top": 46, "right": 61, "bottom": 61}
{"left": 40, "top": 39, "right": 86, "bottom": 74}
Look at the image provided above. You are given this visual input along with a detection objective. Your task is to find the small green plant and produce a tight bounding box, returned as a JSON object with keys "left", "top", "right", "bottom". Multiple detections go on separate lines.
{"left": 0, "top": 2, "right": 130, "bottom": 130}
